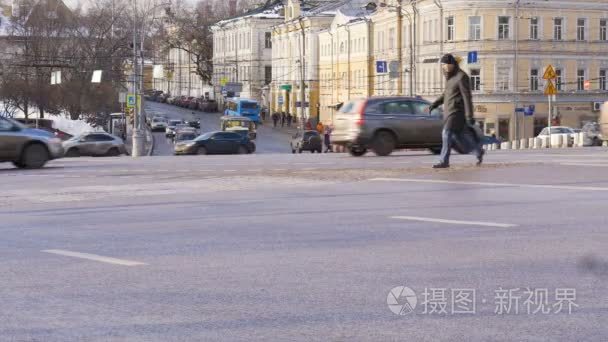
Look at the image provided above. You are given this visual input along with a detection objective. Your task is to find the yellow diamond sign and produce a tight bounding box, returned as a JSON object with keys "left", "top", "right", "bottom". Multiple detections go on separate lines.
{"left": 544, "top": 80, "right": 557, "bottom": 96}
{"left": 543, "top": 65, "right": 557, "bottom": 80}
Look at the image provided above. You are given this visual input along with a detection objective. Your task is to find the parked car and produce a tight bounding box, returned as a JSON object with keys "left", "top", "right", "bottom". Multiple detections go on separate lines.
{"left": 536, "top": 126, "right": 576, "bottom": 145}
{"left": 174, "top": 96, "right": 187, "bottom": 107}
{"left": 0, "top": 116, "right": 64, "bottom": 168}
{"left": 150, "top": 116, "right": 168, "bottom": 132}
{"left": 187, "top": 97, "right": 200, "bottom": 110}
{"left": 181, "top": 96, "right": 195, "bottom": 108}
{"left": 174, "top": 131, "right": 255, "bottom": 155}
{"left": 291, "top": 130, "right": 322, "bottom": 153}
{"left": 331, "top": 97, "right": 444, "bottom": 156}
{"left": 165, "top": 119, "right": 184, "bottom": 137}
{"left": 63, "top": 132, "right": 126, "bottom": 157}
{"left": 199, "top": 99, "right": 218, "bottom": 112}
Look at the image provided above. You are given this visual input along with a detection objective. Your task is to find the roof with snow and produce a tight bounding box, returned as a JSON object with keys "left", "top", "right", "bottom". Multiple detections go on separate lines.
{"left": 213, "top": 0, "right": 284, "bottom": 27}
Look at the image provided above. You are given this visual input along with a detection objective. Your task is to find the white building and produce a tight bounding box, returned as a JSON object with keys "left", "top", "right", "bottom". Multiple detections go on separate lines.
{"left": 211, "top": 1, "right": 284, "bottom": 109}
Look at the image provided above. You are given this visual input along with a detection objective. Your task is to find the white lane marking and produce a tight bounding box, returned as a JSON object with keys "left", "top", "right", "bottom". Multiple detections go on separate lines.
{"left": 42, "top": 249, "right": 146, "bottom": 266}
{"left": 391, "top": 216, "right": 517, "bottom": 228}
{"left": 223, "top": 170, "right": 237, "bottom": 172}
{"left": 272, "top": 168, "right": 287, "bottom": 171}
{"left": 559, "top": 163, "right": 608, "bottom": 167}
{"left": 370, "top": 178, "right": 608, "bottom": 191}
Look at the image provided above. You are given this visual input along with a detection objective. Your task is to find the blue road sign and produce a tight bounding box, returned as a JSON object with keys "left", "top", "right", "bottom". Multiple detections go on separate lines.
{"left": 515, "top": 107, "right": 525, "bottom": 113}
{"left": 467, "top": 51, "right": 478, "bottom": 64}
{"left": 376, "top": 61, "right": 387, "bottom": 73}
{"left": 524, "top": 105, "right": 535, "bottom": 116}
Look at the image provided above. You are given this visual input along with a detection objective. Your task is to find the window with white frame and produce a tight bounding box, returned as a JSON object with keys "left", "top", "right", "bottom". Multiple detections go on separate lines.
{"left": 498, "top": 16, "right": 510, "bottom": 40}
{"left": 600, "top": 69, "right": 607, "bottom": 91}
{"left": 470, "top": 69, "right": 481, "bottom": 91}
{"left": 389, "top": 28, "right": 396, "bottom": 49}
{"left": 577, "top": 69, "right": 585, "bottom": 90}
{"left": 530, "top": 17, "right": 539, "bottom": 40}
{"left": 601, "top": 19, "right": 607, "bottom": 41}
{"left": 577, "top": 18, "right": 586, "bottom": 41}
{"left": 447, "top": 16, "right": 455, "bottom": 41}
{"left": 555, "top": 68, "right": 563, "bottom": 90}
{"left": 530, "top": 69, "right": 539, "bottom": 91}
{"left": 469, "top": 16, "right": 481, "bottom": 41}
{"left": 496, "top": 67, "right": 511, "bottom": 91}
{"left": 554, "top": 18, "right": 564, "bottom": 40}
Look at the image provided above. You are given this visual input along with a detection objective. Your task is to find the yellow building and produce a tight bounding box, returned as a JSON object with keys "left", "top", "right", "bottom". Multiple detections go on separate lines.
{"left": 318, "top": 8, "right": 374, "bottom": 123}
{"left": 406, "top": 0, "right": 608, "bottom": 140}
{"left": 271, "top": 0, "right": 369, "bottom": 125}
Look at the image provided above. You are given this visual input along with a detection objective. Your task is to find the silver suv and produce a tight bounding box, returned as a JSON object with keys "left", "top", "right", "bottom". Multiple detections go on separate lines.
{"left": 0, "top": 116, "right": 64, "bottom": 168}
{"left": 331, "top": 97, "right": 444, "bottom": 156}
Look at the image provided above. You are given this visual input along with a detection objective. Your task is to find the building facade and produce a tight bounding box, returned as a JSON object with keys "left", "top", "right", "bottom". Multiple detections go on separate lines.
{"left": 405, "top": 0, "right": 608, "bottom": 140}
{"left": 211, "top": 2, "right": 283, "bottom": 110}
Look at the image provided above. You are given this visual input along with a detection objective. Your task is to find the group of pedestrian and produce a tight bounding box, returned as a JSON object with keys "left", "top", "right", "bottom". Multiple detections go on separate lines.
{"left": 271, "top": 112, "right": 294, "bottom": 128}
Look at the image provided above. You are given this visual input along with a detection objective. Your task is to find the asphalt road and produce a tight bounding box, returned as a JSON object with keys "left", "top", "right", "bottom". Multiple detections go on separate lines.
{"left": 1, "top": 148, "right": 607, "bottom": 341}
{"left": 146, "top": 102, "right": 293, "bottom": 156}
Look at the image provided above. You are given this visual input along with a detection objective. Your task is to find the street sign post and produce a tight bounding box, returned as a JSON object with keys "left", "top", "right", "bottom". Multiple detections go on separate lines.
{"left": 118, "top": 92, "right": 126, "bottom": 104}
{"left": 543, "top": 65, "right": 558, "bottom": 147}
{"left": 126, "top": 94, "right": 136, "bottom": 108}
{"left": 376, "top": 61, "right": 388, "bottom": 73}
{"left": 467, "top": 51, "right": 478, "bottom": 64}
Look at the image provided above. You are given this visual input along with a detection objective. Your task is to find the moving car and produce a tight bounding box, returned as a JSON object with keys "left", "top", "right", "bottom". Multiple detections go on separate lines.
{"left": 220, "top": 115, "right": 256, "bottom": 140}
{"left": 174, "top": 131, "right": 255, "bottom": 155}
{"left": 581, "top": 122, "right": 603, "bottom": 146}
{"left": 331, "top": 97, "right": 444, "bottom": 156}
{"left": 174, "top": 131, "right": 198, "bottom": 144}
{"left": 63, "top": 132, "right": 126, "bottom": 157}
{"left": 0, "top": 116, "right": 64, "bottom": 168}
{"left": 165, "top": 119, "right": 184, "bottom": 137}
{"left": 151, "top": 116, "right": 168, "bottom": 132}
{"left": 291, "top": 130, "right": 322, "bottom": 153}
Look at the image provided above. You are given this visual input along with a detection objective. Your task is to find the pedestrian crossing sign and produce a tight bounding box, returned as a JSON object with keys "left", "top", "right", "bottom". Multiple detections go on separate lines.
{"left": 544, "top": 80, "right": 557, "bottom": 96}
{"left": 126, "top": 94, "right": 136, "bottom": 108}
{"left": 543, "top": 65, "right": 557, "bottom": 80}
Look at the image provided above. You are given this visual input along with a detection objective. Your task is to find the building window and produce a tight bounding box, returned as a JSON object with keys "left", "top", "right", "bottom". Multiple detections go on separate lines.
{"left": 600, "top": 19, "right": 607, "bottom": 41}
{"left": 600, "top": 69, "right": 607, "bottom": 91}
{"left": 469, "top": 16, "right": 481, "bottom": 41}
{"left": 388, "top": 28, "right": 396, "bottom": 49}
{"left": 446, "top": 16, "right": 454, "bottom": 41}
{"left": 264, "top": 66, "right": 272, "bottom": 85}
{"left": 577, "top": 18, "right": 586, "bottom": 41}
{"left": 530, "top": 17, "right": 539, "bottom": 40}
{"left": 555, "top": 68, "right": 563, "bottom": 90}
{"left": 577, "top": 69, "right": 585, "bottom": 91}
{"left": 498, "top": 16, "right": 510, "bottom": 39}
{"left": 470, "top": 69, "right": 481, "bottom": 91}
{"left": 497, "top": 67, "right": 510, "bottom": 91}
{"left": 265, "top": 32, "right": 272, "bottom": 48}
{"left": 554, "top": 18, "right": 563, "bottom": 40}
{"left": 530, "top": 69, "right": 539, "bottom": 91}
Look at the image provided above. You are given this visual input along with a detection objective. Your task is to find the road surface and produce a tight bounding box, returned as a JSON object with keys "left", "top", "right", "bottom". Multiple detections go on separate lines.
{"left": 1, "top": 148, "right": 607, "bottom": 341}
{"left": 146, "top": 102, "right": 293, "bottom": 156}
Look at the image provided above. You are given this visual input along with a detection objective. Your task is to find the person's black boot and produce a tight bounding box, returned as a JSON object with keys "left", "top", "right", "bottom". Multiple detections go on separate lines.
{"left": 477, "top": 149, "right": 485, "bottom": 166}
{"left": 433, "top": 163, "right": 449, "bottom": 169}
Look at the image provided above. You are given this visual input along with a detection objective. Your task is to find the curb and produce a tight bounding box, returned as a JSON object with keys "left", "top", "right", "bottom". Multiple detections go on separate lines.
{"left": 145, "top": 126, "right": 155, "bottom": 156}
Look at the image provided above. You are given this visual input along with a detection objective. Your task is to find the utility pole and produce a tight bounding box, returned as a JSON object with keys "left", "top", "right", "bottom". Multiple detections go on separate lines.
{"left": 513, "top": 0, "right": 521, "bottom": 141}
{"left": 299, "top": 19, "right": 306, "bottom": 126}
{"left": 131, "top": 0, "right": 145, "bottom": 156}
{"left": 397, "top": 3, "right": 403, "bottom": 95}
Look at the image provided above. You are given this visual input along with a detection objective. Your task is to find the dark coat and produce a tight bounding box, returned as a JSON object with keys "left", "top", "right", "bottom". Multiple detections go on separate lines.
{"left": 431, "top": 68, "right": 474, "bottom": 131}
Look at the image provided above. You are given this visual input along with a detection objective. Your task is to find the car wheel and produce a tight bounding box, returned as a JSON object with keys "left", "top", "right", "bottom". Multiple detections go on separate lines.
{"left": 197, "top": 146, "right": 207, "bottom": 155}
{"left": 317, "top": 148, "right": 323, "bottom": 153}
{"left": 106, "top": 147, "right": 120, "bottom": 157}
{"left": 20, "top": 143, "right": 49, "bottom": 169}
{"left": 238, "top": 145, "right": 248, "bottom": 154}
{"left": 311, "top": 149, "right": 315, "bottom": 153}
{"left": 66, "top": 148, "right": 80, "bottom": 158}
{"left": 291, "top": 149, "right": 296, "bottom": 154}
{"left": 429, "top": 147, "right": 441, "bottom": 155}
{"left": 371, "top": 131, "right": 396, "bottom": 156}
{"left": 348, "top": 147, "right": 367, "bottom": 157}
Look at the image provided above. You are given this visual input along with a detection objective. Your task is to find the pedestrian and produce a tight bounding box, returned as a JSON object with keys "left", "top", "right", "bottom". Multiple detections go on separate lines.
{"left": 324, "top": 125, "right": 332, "bottom": 152}
{"left": 261, "top": 108, "right": 266, "bottom": 122}
{"left": 286, "top": 113, "right": 292, "bottom": 127}
{"left": 428, "top": 53, "right": 484, "bottom": 169}
{"left": 316, "top": 121, "right": 324, "bottom": 135}
{"left": 281, "top": 112, "right": 286, "bottom": 127}
{"left": 272, "top": 112, "right": 278, "bottom": 127}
